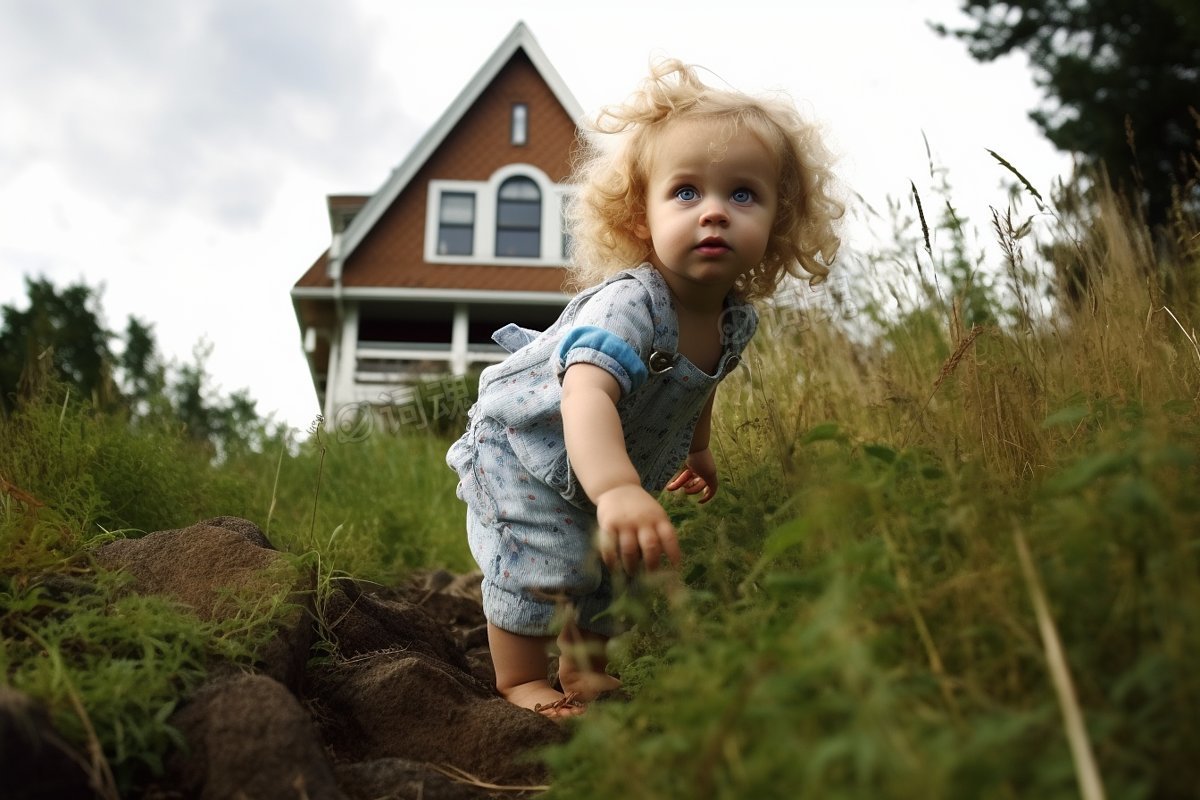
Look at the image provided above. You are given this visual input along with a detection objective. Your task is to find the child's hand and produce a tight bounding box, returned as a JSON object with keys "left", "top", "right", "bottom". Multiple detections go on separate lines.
{"left": 666, "top": 448, "right": 718, "bottom": 503}
{"left": 595, "top": 485, "right": 682, "bottom": 576}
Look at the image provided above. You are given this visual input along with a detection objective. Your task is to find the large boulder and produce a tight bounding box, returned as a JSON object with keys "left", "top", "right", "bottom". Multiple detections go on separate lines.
{"left": 92, "top": 516, "right": 315, "bottom": 690}
{"left": 166, "top": 673, "right": 345, "bottom": 800}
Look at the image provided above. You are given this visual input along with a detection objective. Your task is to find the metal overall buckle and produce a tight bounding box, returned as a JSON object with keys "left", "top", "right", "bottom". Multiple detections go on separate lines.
{"left": 648, "top": 350, "right": 676, "bottom": 374}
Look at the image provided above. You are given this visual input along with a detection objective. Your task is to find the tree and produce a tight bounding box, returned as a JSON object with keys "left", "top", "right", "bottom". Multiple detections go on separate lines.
{"left": 934, "top": 0, "right": 1200, "bottom": 225}
{"left": 120, "top": 315, "right": 166, "bottom": 410}
{"left": 1, "top": 275, "right": 278, "bottom": 457}
{"left": 0, "top": 277, "right": 118, "bottom": 411}
{"left": 169, "top": 341, "right": 261, "bottom": 452}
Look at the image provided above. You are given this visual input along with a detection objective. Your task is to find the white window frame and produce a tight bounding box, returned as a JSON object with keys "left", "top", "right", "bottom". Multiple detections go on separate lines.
{"left": 424, "top": 164, "right": 568, "bottom": 267}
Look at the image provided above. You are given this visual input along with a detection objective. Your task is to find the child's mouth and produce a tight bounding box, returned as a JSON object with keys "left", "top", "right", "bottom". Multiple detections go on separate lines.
{"left": 694, "top": 238, "right": 730, "bottom": 255}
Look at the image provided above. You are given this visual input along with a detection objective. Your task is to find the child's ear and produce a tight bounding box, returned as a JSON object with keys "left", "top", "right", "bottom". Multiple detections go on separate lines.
{"left": 633, "top": 213, "right": 650, "bottom": 241}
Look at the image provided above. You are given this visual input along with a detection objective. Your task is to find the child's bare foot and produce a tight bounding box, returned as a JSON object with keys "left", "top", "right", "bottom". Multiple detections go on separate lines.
{"left": 556, "top": 623, "right": 620, "bottom": 702}
{"left": 559, "top": 669, "right": 622, "bottom": 702}
{"left": 501, "top": 679, "right": 586, "bottom": 718}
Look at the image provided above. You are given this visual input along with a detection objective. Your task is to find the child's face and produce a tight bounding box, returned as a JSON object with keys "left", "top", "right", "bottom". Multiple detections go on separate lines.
{"left": 637, "top": 119, "right": 778, "bottom": 299}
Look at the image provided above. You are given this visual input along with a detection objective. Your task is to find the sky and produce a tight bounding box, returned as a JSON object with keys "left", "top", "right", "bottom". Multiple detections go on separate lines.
{"left": 0, "top": 0, "right": 1074, "bottom": 432}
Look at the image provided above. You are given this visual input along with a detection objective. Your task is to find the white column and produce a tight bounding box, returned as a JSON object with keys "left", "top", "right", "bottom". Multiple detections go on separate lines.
{"left": 450, "top": 303, "right": 469, "bottom": 375}
{"left": 322, "top": 327, "right": 340, "bottom": 422}
{"left": 327, "top": 303, "right": 359, "bottom": 415}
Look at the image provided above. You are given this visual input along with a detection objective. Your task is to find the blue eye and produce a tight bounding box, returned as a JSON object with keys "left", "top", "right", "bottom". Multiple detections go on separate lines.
{"left": 674, "top": 186, "right": 698, "bottom": 202}
{"left": 732, "top": 189, "right": 754, "bottom": 204}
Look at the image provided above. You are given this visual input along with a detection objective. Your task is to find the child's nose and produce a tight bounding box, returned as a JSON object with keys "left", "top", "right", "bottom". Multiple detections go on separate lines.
{"left": 699, "top": 199, "right": 729, "bottom": 225}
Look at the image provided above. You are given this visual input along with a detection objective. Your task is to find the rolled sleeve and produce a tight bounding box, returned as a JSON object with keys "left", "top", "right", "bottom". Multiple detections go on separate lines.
{"left": 552, "top": 276, "right": 657, "bottom": 396}
{"left": 556, "top": 326, "right": 648, "bottom": 395}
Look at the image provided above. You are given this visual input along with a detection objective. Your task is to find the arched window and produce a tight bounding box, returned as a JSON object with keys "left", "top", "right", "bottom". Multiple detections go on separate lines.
{"left": 495, "top": 177, "right": 541, "bottom": 258}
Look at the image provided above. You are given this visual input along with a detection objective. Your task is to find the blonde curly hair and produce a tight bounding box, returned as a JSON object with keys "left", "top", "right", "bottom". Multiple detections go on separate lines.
{"left": 565, "top": 59, "right": 843, "bottom": 302}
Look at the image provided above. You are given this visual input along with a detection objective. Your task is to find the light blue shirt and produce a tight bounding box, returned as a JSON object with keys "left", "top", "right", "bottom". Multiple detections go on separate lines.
{"left": 455, "top": 264, "right": 758, "bottom": 511}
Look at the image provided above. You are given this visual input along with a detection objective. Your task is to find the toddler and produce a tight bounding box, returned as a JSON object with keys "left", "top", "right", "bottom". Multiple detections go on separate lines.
{"left": 447, "top": 59, "right": 842, "bottom": 717}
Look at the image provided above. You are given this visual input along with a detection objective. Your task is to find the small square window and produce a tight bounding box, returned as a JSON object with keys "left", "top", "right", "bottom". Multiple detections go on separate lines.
{"left": 511, "top": 103, "right": 528, "bottom": 146}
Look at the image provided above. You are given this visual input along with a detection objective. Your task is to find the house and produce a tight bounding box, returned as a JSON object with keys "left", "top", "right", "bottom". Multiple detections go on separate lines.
{"left": 291, "top": 22, "right": 582, "bottom": 422}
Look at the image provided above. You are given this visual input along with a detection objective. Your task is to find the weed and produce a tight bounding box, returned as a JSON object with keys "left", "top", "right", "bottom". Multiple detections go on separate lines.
{"left": 3, "top": 152, "right": 1198, "bottom": 798}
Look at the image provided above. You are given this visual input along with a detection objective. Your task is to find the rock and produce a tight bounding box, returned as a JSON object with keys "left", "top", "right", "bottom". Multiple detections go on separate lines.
{"left": 384, "top": 571, "right": 494, "bottom": 686}
{"left": 385, "top": 572, "right": 487, "bottom": 634}
{"left": 167, "top": 673, "right": 345, "bottom": 800}
{"left": 311, "top": 651, "right": 567, "bottom": 788}
{"left": 321, "top": 589, "right": 470, "bottom": 673}
{"left": 92, "top": 517, "right": 315, "bottom": 691}
{"left": 0, "top": 687, "right": 94, "bottom": 799}
{"left": 197, "top": 514, "right": 276, "bottom": 548}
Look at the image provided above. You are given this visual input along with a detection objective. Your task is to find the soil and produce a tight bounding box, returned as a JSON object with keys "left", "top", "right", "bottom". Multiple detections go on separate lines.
{"left": 3, "top": 516, "right": 575, "bottom": 799}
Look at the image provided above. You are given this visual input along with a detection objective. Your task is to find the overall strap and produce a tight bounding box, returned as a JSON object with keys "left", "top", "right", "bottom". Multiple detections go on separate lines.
{"left": 623, "top": 264, "right": 679, "bottom": 373}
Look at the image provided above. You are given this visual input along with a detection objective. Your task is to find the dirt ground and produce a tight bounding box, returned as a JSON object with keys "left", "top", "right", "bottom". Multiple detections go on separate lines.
{"left": 5, "top": 517, "right": 572, "bottom": 799}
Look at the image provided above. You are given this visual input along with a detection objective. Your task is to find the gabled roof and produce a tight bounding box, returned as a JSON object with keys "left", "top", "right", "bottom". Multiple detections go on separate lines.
{"left": 329, "top": 21, "right": 583, "bottom": 280}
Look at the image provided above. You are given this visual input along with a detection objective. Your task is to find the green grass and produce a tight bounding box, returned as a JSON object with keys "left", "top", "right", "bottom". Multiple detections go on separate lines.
{"left": 250, "top": 424, "right": 473, "bottom": 584}
{"left": 0, "top": 571, "right": 276, "bottom": 793}
{"left": 539, "top": 183, "right": 1200, "bottom": 798}
{"left": 2, "top": 173, "right": 1198, "bottom": 797}
{"left": 1, "top": 385, "right": 471, "bottom": 794}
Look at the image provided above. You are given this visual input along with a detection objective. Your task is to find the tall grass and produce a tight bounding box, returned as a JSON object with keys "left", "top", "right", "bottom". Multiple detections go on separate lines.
{"left": 542, "top": 181, "right": 1200, "bottom": 798}
{"left": 250, "top": 423, "right": 474, "bottom": 585}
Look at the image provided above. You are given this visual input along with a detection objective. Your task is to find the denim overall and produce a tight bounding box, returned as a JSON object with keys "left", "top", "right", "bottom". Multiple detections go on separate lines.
{"left": 446, "top": 264, "right": 757, "bottom": 635}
